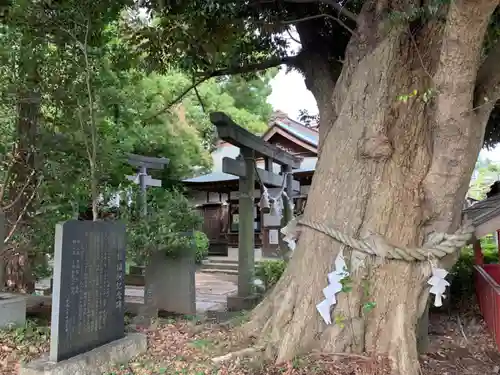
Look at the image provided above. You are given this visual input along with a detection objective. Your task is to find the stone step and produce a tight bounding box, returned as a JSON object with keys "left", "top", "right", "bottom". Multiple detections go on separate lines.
{"left": 200, "top": 268, "right": 239, "bottom": 276}
{"left": 204, "top": 258, "right": 269, "bottom": 265}
{"left": 204, "top": 258, "right": 239, "bottom": 265}
{"left": 201, "top": 262, "right": 239, "bottom": 271}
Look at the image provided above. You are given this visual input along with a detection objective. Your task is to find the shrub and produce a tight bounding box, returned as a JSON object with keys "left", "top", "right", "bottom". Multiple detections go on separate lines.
{"left": 449, "top": 235, "right": 498, "bottom": 302}
{"left": 194, "top": 230, "right": 209, "bottom": 264}
{"left": 255, "top": 260, "right": 287, "bottom": 289}
{"left": 123, "top": 188, "right": 203, "bottom": 264}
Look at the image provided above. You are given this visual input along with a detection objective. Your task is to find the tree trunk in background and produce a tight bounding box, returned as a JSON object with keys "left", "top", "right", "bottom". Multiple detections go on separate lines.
{"left": 245, "top": 1, "right": 499, "bottom": 374}
{"left": 4, "top": 32, "right": 41, "bottom": 293}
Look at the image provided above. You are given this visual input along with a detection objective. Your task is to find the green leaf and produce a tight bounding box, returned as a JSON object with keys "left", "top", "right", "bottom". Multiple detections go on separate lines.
{"left": 363, "top": 302, "right": 377, "bottom": 313}
{"left": 334, "top": 314, "right": 345, "bottom": 328}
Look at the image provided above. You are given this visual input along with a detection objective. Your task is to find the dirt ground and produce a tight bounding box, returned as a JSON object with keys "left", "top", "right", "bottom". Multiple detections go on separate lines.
{"left": 1, "top": 308, "right": 499, "bottom": 374}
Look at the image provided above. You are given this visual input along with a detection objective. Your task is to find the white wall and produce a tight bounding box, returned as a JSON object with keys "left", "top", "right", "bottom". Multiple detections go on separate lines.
{"left": 212, "top": 144, "right": 240, "bottom": 172}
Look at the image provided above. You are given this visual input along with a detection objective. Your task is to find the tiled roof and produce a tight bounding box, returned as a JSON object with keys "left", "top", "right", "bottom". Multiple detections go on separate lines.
{"left": 183, "top": 171, "right": 238, "bottom": 183}
{"left": 463, "top": 194, "right": 500, "bottom": 226}
{"left": 275, "top": 121, "right": 319, "bottom": 146}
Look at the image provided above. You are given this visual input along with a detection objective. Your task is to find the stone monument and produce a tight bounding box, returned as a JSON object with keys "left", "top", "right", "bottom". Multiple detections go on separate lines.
{"left": 133, "top": 232, "right": 197, "bottom": 326}
{"left": 21, "top": 220, "right": 146, "bottom": 375}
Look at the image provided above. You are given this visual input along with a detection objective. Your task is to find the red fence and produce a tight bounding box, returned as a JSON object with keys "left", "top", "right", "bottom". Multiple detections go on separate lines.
{"left": 475, "top": 264, "right": 500, "bottom": 350}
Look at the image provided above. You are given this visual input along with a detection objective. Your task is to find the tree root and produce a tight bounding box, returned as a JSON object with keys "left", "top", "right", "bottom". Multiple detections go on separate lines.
{"left": 211, "top": 346, "right": 265, "bottom": 364}
{"left": 309, "top": 350, "right": 372, "bottom": 360}
{"left": 240, "top": 250, "right": 430, "bottom": 375}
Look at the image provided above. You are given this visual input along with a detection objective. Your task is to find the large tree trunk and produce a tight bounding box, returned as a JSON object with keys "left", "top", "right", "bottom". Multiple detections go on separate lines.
{"left": 3, "top": 31, "right": 41, "bottom": 292}
{"left": 245, "top": 1, "right": 499, "bottom": 374}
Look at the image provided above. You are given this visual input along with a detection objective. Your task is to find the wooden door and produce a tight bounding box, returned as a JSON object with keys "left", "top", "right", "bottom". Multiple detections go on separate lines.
{"left": 202, "top": 205, "right": 222, "bottom": 241}
{"left": 202, "top": 204, "right": 229, "bottom": 256}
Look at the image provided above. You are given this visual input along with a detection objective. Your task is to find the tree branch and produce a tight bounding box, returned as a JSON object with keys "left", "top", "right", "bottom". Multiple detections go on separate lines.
{"left": 282, "top": 13, "right": 356, "bottom": 35}
{"left": 194, "top": 85, "right": 206, "bottom": 112}
{"left": 282, "top": 0, "right": 357, "bottom": 23}
{"left": 286, "top": 29, "right": 301, "bottom": 44}
{"left": 3, "top": 169, "right": 36, "bottom": 212}
{"left": 143, "top": 75, "right": 211, "bottom": 123}
{"left": 0, "top": 146, "right": 17, "bottom": 203}
{"left": 81, "top": 18, "right": 99, "bottom": 222}
{"left": 201, "top": 55, "right": 298, "bottom": 77}
{"left": 4, "top": 176, "right": 43, "bottom": 245}
{"left": 143, "top": 55, "right": 297, "bottom": 123}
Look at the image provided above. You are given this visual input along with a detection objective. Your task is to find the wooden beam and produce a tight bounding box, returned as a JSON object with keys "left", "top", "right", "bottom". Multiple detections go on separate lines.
{"left": 211, "top": 112, "right": 301, "bottom": 168}
{"left": 223, "top": 157, "right": 300, "bottom": 192}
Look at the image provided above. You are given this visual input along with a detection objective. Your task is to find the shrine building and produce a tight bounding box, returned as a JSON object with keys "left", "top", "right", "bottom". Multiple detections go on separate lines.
{"left": 181, "top": 111, "right": 317, "bottom": 257}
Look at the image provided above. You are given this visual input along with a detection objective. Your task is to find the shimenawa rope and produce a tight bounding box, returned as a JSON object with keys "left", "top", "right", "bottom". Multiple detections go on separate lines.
{"left": 283, "top": 217, "right": 475, "bottom": 262}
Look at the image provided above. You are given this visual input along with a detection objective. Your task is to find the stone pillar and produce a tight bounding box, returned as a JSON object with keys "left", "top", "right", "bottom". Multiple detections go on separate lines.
{"left": 238, "top": 148, "right": 255, "bottom": 297}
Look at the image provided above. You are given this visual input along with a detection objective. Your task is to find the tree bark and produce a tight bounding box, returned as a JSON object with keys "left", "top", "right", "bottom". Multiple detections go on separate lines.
{"left": 245, "top": 1, "right": 499, "bottom": 374}
{"left": 3, "top": 31, "right": 41, "bottom": 292}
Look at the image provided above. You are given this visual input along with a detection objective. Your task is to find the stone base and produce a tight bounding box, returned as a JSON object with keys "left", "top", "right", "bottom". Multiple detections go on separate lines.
{"left": 20, "top": 333, "right": 147, "bottom": 375}
{"left": 227, "top": 294, "right": 261, "bottom": 311}
{"left": 0, "top": 292, "right": 26, "bottom": 329}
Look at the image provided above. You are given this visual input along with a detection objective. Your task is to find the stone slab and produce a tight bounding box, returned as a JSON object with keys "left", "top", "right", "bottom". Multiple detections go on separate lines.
{"left": 20, "top": 333, "right": 147, "bottom": 375}
{"left": 50, "top": 220, "right": 126, "bottom": 362}
{"left": 227, "top": 294, "right": 261, "bottom": 311}
{"left": 0, "top": 292, "right": 26, "bottom": 328}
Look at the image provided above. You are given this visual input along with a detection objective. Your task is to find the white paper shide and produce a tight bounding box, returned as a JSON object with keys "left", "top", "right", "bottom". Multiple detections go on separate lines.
{"left": 316, "top": 251, "right": 349, "bottom": 324}
{"left": 427, "top": 267, "right": 450, "bottom": 307}
{"left": 280, "top": 216, "right": 299, "bottom": 252}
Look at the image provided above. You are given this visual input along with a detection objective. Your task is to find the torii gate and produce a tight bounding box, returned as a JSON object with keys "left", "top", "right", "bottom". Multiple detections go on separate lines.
{"left": 210, "top": 112, "right": 301, "bottom": 310}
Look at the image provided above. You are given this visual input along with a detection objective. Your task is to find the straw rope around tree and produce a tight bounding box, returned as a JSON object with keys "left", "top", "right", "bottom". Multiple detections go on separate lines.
{"left": 283, "top": 217, "right": 475, "bottom": 262}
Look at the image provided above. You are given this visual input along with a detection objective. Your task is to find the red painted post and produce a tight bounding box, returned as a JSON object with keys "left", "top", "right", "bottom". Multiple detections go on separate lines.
{"left": 497, "top": 229, "right": 500, "bottom": 259}
{"left": 474, "top": 239, "right": 484, "bottom": 265}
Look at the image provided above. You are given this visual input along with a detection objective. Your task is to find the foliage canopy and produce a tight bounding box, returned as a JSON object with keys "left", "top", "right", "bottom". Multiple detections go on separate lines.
{"left": 0, "top": 1, "right": 278, "bottom": 284}
{"left": 130, "top": 0, "right": 500, "bottom": 147}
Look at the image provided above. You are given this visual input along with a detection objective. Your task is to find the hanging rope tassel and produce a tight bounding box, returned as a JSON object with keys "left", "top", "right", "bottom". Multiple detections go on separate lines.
{"left": 259, "top": 186, "right": 271, "bottom": 214}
